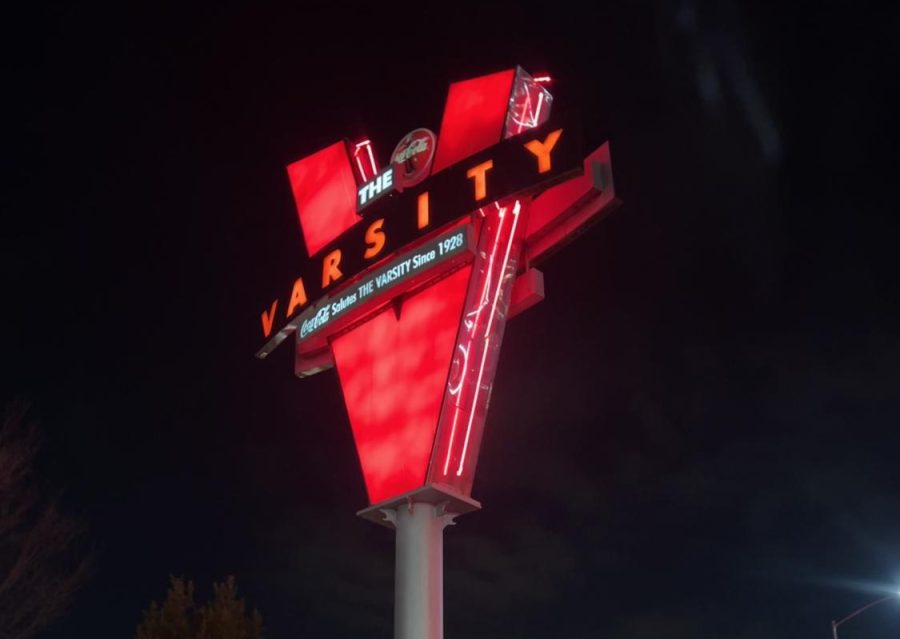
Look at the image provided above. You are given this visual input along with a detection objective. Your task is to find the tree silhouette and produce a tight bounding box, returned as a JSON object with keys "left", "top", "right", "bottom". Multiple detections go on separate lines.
{"left": 0, "top": 403, "right": 92, "bottom": 639}
{"left": 135, "top": 576, "right": 264, "bottom": 639}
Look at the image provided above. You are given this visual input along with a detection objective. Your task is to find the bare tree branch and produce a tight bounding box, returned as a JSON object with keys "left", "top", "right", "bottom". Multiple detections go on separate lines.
{"left": 0, "top": 402, "right": 93, "bottom": 639}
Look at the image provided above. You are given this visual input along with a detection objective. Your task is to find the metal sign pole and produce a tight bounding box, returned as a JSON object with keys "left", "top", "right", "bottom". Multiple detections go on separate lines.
{"left": 383, "top": 502, "right": 457, "bottom": 639}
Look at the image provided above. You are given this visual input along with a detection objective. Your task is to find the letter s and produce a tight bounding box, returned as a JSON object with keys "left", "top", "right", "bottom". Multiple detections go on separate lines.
{"left": 364, "top": 218, "right": 386, "bottom": 259}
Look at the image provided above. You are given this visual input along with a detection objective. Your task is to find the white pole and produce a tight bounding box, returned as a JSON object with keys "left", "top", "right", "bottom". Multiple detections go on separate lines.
{"left": 384, "top": 502, "right": 456, "bottom": 639}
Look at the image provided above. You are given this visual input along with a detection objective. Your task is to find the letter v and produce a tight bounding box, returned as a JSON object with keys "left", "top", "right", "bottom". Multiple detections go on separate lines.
{"left": 261, "top": 300, "right": 278, "bottom": 338}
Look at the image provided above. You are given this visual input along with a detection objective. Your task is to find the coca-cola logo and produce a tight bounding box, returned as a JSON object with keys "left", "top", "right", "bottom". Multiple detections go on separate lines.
{"left": 390, "top": 128, "right": 436, "bottom": 188}
{"left": 300, "top": 305, "right": 331, "bottom": 338}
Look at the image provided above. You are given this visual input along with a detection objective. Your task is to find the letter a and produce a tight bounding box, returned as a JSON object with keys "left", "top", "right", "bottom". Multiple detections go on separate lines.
{"left": 286, "top": 277, "right": 308, "bottom": 317}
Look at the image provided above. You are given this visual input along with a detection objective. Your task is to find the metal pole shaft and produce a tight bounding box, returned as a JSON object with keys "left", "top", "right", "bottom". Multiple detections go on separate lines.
{"left": 392, "top": 502, "right": 452, "bottom": 639}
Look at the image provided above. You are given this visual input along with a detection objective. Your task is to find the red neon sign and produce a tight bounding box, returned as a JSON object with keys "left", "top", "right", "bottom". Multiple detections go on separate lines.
{"left": 258, "top": 67, "right": 620, "bottom": 510}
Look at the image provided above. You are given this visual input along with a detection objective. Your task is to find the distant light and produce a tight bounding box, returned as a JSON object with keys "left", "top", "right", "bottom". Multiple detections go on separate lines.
{"left": 533, "top": 75, "right": 552, "bottom": 83}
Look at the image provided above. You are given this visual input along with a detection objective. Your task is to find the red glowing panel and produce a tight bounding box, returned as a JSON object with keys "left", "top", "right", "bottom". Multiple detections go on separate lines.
{"left": 330, "top": 266, "right": 473, "bottom": 505}
{"left": 431, "top": 69, "right": 516, "bottom": 174}
{"left": 286, "top": 141, "right": 360, "bottom": 257}
{"left": 525, "top": 143, "right": 617, "bottom": 263}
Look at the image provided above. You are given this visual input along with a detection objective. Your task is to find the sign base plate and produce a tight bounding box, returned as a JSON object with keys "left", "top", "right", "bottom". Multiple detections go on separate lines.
{"left": 357, "top": 483, "right": 482, "bottom": 529}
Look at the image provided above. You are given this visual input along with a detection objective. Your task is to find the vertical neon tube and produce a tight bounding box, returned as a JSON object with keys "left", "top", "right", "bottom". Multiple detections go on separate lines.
{"left": 456, "top": 200, "right": 521, "bottom": 476}
{"left": 441, "top": 203, "right": 509, "bottom": 476}
{"left": 429, "top": 199, "right": 529, "bottom": 494}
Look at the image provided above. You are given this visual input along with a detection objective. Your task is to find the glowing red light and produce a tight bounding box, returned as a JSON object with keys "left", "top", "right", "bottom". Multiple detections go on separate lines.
{"left": 330, "top": 266, "right": 473, "bottom": 504}
{"left": 533, "top": 75, "right": 552, "bottom": 83}
{"left": 287, "top": 141, "right": 360, "bottom": 256}
{"left": 431, "top": 69, "right": 516, "bottom": 174}
{"left": 352, "top": 139, "right": 379, "bottom": 183}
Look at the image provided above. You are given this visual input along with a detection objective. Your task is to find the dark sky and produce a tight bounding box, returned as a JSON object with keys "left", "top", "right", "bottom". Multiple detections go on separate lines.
{"left": 3, "top": 2, "right": 899, "bottom": 638}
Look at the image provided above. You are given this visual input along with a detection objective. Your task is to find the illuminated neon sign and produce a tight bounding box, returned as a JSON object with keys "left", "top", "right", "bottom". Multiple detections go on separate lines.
{"left": 256, "top": 66, "right": 620, "bottom": 509}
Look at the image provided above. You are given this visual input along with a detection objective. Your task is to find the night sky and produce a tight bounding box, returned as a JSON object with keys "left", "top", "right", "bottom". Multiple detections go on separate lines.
{"left": 4, "top": 2, "right": 899, "bottom": 638}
